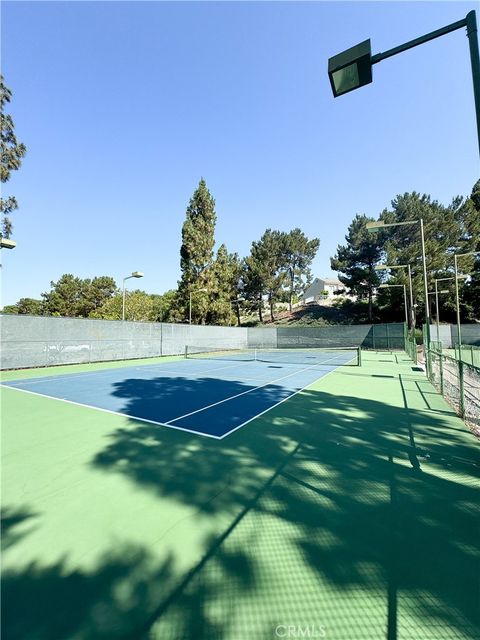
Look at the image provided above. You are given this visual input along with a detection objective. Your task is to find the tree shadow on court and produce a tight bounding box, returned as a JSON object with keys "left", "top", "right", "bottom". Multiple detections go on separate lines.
{"left": 1, "top": 537, "right": 259, "bottom": 640}
{"left": 86, "top": 371, "right": 480, "bottom": 639}
{"left": 1, "top": 505, "right": 40, "bottom": 551}
{"left": 5, "top": 370, "right": 479, "bottom": 639}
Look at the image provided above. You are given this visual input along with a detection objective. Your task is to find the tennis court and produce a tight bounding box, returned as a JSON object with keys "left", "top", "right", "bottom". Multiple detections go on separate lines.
{"left": 2, "top": 349, "right": 479, "bottom": 639}
{"left": 1, "top": 346, "right": 359, "bottom": 438}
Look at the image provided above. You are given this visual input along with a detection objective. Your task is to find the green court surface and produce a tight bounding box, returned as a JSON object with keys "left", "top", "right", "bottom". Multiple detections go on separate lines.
{"left": 2, "top": 351, "right": 479, "bottom": 639}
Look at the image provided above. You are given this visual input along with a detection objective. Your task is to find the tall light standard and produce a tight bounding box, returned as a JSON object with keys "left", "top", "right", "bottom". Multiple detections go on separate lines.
{"left": 367, "top": 219, "right": 430, "bottom": 331}
{"left": 189, "top": 288, "right": 208, "bottom": 325}
{"left": 453, "top": 252, "right": 478, "bottom": 361}
{"left": 328, "top": 10, "right": 480, "bottom": 154}
{"left": 378, "top": 283, "right": 408, "bottom": 325}
{"left": 375, "top": 263, "right": 414, "bottom": 327}
{"left": 122, "top": 271, "right": 144, "bottom": 321}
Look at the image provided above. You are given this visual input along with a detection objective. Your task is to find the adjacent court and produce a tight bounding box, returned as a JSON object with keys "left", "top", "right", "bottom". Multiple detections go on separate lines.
{"left": 2, "top": 349, "right": 479, "bottom": 640}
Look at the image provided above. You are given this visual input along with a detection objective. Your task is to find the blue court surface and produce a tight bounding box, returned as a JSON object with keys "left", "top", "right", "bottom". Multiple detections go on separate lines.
{"left": 2, "top": 350, "right": 356, "bottom": 438}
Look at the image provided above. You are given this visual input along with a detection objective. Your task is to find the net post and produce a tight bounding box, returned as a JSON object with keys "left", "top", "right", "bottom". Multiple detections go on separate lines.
{"left": 358, "top": 346, "right": 362, "bottom": 366}
{"left": 185, "top": 345, "right": 188, "bottom": 358}
{"left": 459, "top": 360, "right": 465, "bottom": 417}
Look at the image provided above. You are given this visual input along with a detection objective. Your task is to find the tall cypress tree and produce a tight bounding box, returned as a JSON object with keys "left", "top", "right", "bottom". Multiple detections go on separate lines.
{"left": 178, "top": 179, "right": 217, "bottom": 323}
{"left": 209, "top": 244, "right": 242, "bottom": 325}
{"left": 1, "top": 75, "right": 27, "bottom": 238}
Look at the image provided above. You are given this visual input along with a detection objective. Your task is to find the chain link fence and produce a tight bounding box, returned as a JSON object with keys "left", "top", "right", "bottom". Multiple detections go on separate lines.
{"left": 424, "top": 338, "right": 480, "bottom": 436}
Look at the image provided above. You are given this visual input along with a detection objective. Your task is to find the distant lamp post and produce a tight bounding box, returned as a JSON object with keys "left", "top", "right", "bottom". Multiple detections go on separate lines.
{"left": 189, "top": 288, "right": 208, "bottom": 325}
{"left": 378, "top": 283, "right": 408, "bottom": 325}
{"left": 375, "top": 263, "right": 414, "bottom": 328}
{"left": 328, "top": 10, "right": 480, "bottom": 154}
{"left": 453, "top": 252, "right": 478, "bottom": 361}
{"left": 122, "top": 271, "right": 144, "bottom": 321}
{"left": 367, "top": 220, "right": 430, "bottom": 336}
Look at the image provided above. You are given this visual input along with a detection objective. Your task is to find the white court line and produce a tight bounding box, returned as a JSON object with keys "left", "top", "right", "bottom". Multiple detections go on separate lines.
{"left": 217, "top": 365, "right": 340, "bottom": 439}
{"left": 2, "top": 351, "right": 352, "bottom": 440}
{"left": 1, "top": 358, "right": 253, "bottom": 387}
{"left": 1, "top": 384, "right": 223, "bottom": 439}
{"left": 167, "top": 354, "right": 342, "bottom": 425}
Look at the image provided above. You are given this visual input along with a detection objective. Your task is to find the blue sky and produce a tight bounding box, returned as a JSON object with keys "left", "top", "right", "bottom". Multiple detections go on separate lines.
{"left": 1, "top": 1, "right": 478, "bottom": 306}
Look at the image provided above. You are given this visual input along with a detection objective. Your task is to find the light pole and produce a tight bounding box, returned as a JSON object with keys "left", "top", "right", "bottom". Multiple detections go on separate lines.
{"left": 453, "top": 252, "right": 478, "bottom": 361}
{"left": 189, "top": 288, "right": 208, "bottom": 325}
{"left": 328, "top": 10, "right": 480, "bottom": 154}
{"left": 367, "top": 220, "right": 430, "bottom": 336}
{"left": 122, "top": 271, "right": 144, "bottom": 321}
{"left": 378, "top": 283, "right": 408, "bottom": 326}
{"left": 375, "top": 263, "right": 414, "bottom": 328}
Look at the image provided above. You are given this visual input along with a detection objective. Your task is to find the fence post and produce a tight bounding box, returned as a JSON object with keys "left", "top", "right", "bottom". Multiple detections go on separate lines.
{"left": 459, "top": 360, "right": 465, "bottom": 418}
{"left": 439, "top": 352, "right": 444, "bottom": 395}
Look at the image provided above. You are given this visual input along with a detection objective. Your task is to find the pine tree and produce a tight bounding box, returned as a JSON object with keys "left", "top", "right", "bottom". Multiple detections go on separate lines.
{"left": 459, "top": 179, "right": 480, "bottom": 320}
{"left": 1, "top": 75, "right": 27, "bottom": 238}
{"left": 380, "top": 192, "right": 478, "bottom": 322}
{"left": 283, "top": 229, "right": 320, "bottom": 312}
{"left": 178, "top": 179, "right": 217, "bottom": 323}
{"left": 246, "top": 229, "right": 287, "bottom": 323}
{"left": 331, "top": 214, "right": 382, "bottom": 321}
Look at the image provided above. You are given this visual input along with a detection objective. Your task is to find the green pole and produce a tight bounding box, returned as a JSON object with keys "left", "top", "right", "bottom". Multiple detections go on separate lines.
{"left": 420, "top": 219, "right": 431, "bottom": 375}
{"left": 459, "top": 360, "right": 465, "bottom": 417}
{"left": 435, "top": 279, "right": 440, "bottom": 343}
{"left": 407, "top": 264, "right": 414, "bottom": 330}
{"left": 370, "top": 11, "right": 480, "bottom": 155}
{"left": 439, "top": 352, "right": 444, "bottom": 395}
{"left": 454, "top": 255, "right": 462, "bottom": 364}
{"left": 466, "top": 11, "right": 480, "bottom": 156}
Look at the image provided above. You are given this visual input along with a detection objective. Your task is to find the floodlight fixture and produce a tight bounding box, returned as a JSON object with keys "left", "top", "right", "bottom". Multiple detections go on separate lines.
{"left": 328, "top": 11, "right": 480, "bottom": 154}
{"left": 122, "top": 271, "right": 144, "bottom": 321}
{"left": 328, "top": 39, "right": 373, "bottom": 97}
{"left": 0, "top": 238, "right": 16, "bottom": 250}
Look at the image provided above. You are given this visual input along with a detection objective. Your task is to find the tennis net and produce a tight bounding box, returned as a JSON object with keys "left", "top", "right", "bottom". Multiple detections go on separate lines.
{"left": 185, "top": 345, "right": 361, "bottom": 366}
